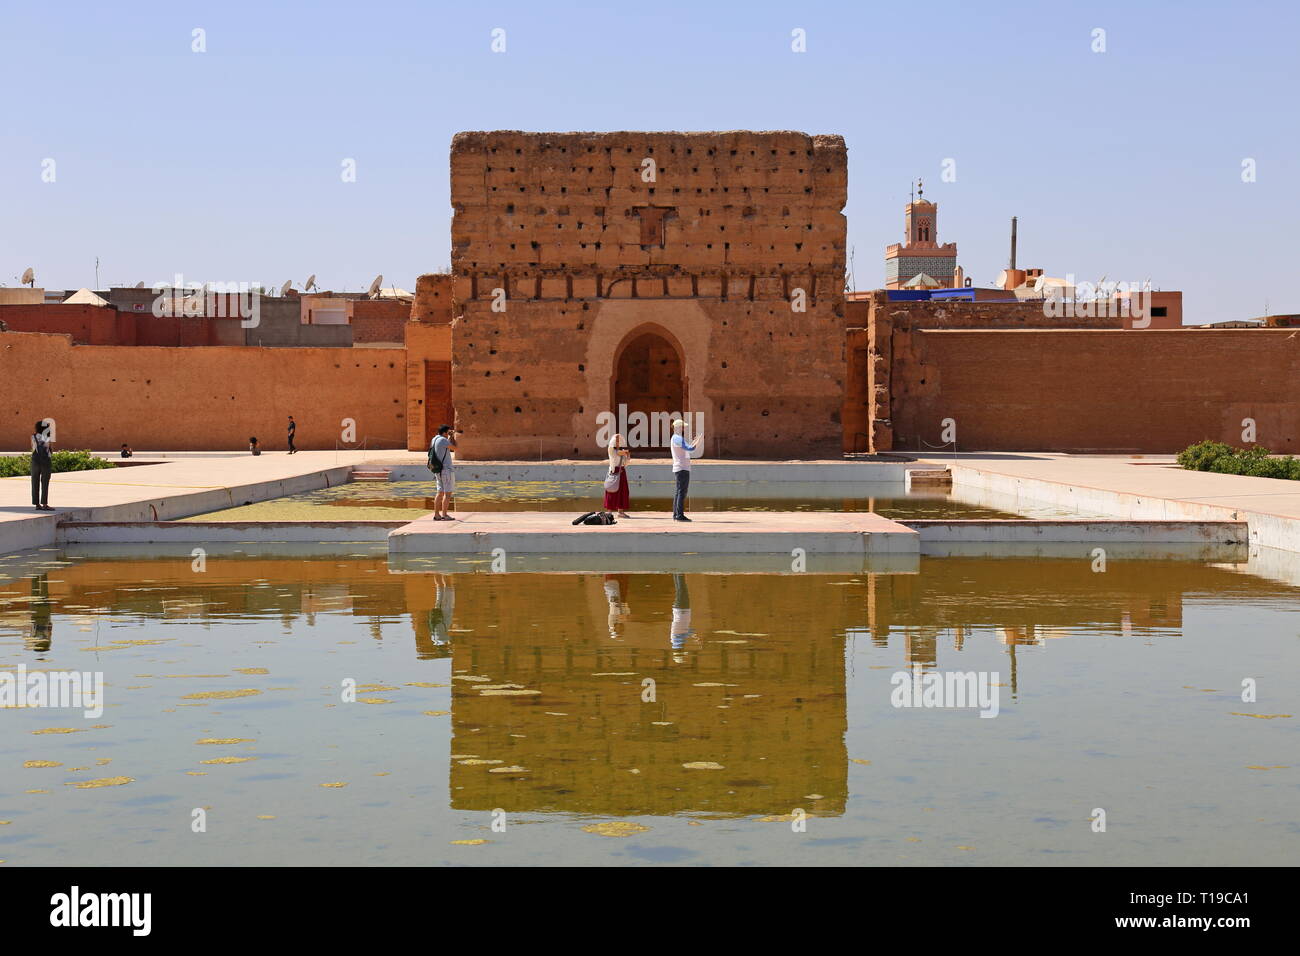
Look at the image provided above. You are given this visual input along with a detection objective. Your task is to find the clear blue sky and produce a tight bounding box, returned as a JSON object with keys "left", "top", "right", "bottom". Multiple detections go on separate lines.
{"left": 3, "top": 0, "right": 1296, "bottom": 322}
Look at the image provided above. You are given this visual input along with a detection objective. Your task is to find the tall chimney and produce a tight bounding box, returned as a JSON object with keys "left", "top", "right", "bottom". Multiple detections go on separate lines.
{"left": 1009, "top": 217, "right": 1018, "bottom": 270}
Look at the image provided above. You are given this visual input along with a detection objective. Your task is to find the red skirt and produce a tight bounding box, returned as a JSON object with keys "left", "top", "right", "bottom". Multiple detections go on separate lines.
{"left": 603, "top": 466, "right": 630, "bottom": 510}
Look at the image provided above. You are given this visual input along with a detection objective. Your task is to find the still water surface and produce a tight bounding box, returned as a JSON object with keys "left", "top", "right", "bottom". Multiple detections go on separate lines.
{"left": 1, "top": 547, "right": 1296, "bottom": 866}
{"left": 187, "top": 480, "right": 1095, "bottom": 521}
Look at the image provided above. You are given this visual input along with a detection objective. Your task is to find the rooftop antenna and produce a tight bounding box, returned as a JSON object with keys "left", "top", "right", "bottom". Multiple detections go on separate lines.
{"left": 21, "top": 267, "right": 35, "bottom": 287}
{"left": 366, "top": 274, "right": 383, "bottom": 299}
{"left": 1009, "top": 217, "right": 1017, "bottom": 271}
{"left": 304, "top": 274, "right": 317, "bottom": 293}
{"left": 95, "top": 256, "right": 100, "bottom": 290}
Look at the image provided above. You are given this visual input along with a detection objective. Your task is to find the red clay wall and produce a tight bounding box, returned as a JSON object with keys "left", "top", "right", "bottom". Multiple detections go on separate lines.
{"left": 412, "top": 274, "right": 454, "bottom": 325}
{"left": 0, "top": 305, "right": 125, "bottom": 345}
{"left": 404, "top": 323, "right": 454, "bottom": 451}
{"left": 450, "top": 130, "right": 847, "bottom": 459}
{"left": 892, "top": 329, "right": 1300, "bottom": 453}
{"left": 843, "top": 327, "right": 870, "bottom": 453}
{"left": 858, "top": 290, "right": 1125, "bottom": 452}
{"left": 0, "top": 332, "right": 406, "bottom": 450}
{"left": 0, "top": 304, "right": 248, "bottom": 347}
{"left": 351, "top": 300, "right": 410, "bottom": 344}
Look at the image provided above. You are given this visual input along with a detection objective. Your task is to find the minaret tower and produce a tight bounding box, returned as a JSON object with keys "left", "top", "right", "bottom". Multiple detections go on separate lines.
{"left": 884, "top": 179, "right": 958, "bottom": 290}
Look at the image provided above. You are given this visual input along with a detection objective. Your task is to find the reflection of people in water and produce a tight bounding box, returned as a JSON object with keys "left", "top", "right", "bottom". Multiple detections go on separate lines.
{"left": 27, "top": 574, "right": 53, "bottom": 653}
{"left": 603, "top": 574, "right": 631, "bottom": 639}
{"left": 670, "top": 573, "right": 694, "bottom": 660}
{"left": 427, "top": 574, "right": 456, "bottom": 645}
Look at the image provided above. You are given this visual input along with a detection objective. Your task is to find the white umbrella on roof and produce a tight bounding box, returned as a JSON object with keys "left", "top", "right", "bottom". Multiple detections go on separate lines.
{"left": 63, "top": 288, "right": 110, "bottom": 306}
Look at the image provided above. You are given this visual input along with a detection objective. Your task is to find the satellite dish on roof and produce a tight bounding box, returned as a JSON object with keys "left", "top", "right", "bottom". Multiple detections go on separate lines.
{"left": 21, "top": 267, "right": 35, "bottom": 287}
{"left": 280, "top": 280, "right": 293, "bottom": 297}
{"left": 367, "top": 274, "right": 383, "bottom": 298}
{"left": 304, "top": 274, "right": 317, "bottom": 292}
{"left": 134, "top": 280, "right": 145, "bottom": 288}
{"left": 995, "top": 270, "right": 1009, "bottom": 289}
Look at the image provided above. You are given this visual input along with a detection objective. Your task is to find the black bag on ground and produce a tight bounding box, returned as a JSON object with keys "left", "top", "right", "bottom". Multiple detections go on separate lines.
{"left": 571, "top": 511, "right": 617, "bottom": 526}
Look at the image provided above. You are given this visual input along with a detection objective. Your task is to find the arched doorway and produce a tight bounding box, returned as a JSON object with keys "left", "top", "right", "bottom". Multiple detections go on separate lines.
{"left": 612, "top": 329, "right": 686, "bottom": 453}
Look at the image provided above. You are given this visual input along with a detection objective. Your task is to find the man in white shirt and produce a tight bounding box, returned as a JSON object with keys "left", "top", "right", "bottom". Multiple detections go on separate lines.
{"left": 669, "top": 419, "right": 704, "bottom": 522}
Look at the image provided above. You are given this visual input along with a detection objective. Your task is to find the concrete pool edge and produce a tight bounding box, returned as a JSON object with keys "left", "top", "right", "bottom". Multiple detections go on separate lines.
{"left": 0, "top": 452, "right": 369, "bottom": 556}
{"left": 941, "top": 458, "right": 1300, "bottom": 553}
{"left": 58, "top": 520, "right": 407, "bottom": 543}
{"left": 386, "top": 511, "right": 921, "bottom": 555}
{"left": 899, "top": 519, "right": 1247, "bottom": 544}
{"left": 5, "top": 451, "right": 1298, "bottom": 560}
{"left": 50, "top": 516, "right": 1250, "bottom": 557}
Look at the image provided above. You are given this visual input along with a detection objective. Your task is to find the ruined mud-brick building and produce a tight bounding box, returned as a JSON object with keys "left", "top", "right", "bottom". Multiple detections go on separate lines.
{"left": 448, "top": 130, "right": 847, "bottom": 459}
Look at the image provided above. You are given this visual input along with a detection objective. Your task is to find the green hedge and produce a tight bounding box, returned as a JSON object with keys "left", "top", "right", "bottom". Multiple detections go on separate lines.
{"left": 0, "top": 450, "right": 117, "bottom": 479}
{"left": 1176, "top": 440, "right": 1300, "bottom": 480}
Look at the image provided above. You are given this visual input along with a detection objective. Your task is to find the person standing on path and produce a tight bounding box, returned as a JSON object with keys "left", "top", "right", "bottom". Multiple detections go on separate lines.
{"left": 604, "top": 433, "right": 631, "bottom": 518}
{"left": 429, "top": 424, "right": 457, "bottom": 520}
{"left": 30, "top": 420, "right": 54, "bottom": 511}
{"left": 287, "top": 416, "right": 297, "bottom": 454}
{"left": 669, "top": 419, "right": 703, "bottom": 522}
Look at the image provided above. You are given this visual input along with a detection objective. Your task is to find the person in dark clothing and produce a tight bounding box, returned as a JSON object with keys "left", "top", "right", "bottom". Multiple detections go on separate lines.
{"left": 28, "top": 574, "right": 53, "bottom": 653}
{"left": 287, "top": 416, "right": 297, "bottom": 454}
{"left": 31, "top": 420, "right": 54, "bottom": 510}
{"left": 249, "top": 436, "right": 261, "bottom": 456}
{"left": 120, "top": 444, "right": 133, "bottom": 458}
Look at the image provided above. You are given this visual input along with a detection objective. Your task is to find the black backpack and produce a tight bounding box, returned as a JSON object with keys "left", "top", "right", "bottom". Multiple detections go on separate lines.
{"left": 571, "top": 511, "right": 617, "bottom": 526}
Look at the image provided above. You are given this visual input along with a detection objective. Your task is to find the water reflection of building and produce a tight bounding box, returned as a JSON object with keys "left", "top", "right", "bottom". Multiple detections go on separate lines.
{"left": 867, "top": 557, "right": 1187, "bottom": 650}
{"left": 446, "top": 573, "right": 849, "bottom": 818}
{"left": 0, "top": 554, "right": 453, "bottom": 662}
{"left": 4, "top": 551, "right": 1297, "bottom": 819}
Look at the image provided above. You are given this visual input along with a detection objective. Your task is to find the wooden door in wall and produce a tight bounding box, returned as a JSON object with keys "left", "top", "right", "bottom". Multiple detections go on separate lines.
{"left": 613, "top": 331, "right": 686, "bottom": 454}
{"left": 424, "top": 360, "right": 454, "bottom": 447}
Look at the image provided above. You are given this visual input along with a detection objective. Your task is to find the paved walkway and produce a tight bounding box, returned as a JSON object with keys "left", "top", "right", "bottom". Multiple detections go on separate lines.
{"left": 7, "top": 448, "right": 1300, "bottom": 556}
{"left": 0, "top": 451, "right": 376, "bottom": 554}
{"left": 917, "top": 452, "right": 1300, "bottom": 551}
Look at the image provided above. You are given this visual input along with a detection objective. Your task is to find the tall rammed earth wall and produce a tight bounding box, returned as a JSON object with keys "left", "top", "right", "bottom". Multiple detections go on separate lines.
{"left": 0, "top": 332, "right": 406, "bottom": 451}
{"left": 893, "top": 329, "right": 1300, "bottom": 454}
{"left": 845, "top": 290, "right": 1125, "bottom": 453}
{"left": 448, "top": 131, "right": 848, "bottom": 459}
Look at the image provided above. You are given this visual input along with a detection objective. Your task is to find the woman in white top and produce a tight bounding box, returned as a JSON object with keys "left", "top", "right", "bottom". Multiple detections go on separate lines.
{"left": 604, "top": 433, "right": 631, "bottom": 517}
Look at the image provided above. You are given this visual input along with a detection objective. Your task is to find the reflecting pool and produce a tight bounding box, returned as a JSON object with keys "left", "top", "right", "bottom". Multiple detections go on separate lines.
{"left": 1, "top": 546, "right": 1296, "bottom": 866}
{"left": 183, "top": 479, "right": 1098, "bottom": 521}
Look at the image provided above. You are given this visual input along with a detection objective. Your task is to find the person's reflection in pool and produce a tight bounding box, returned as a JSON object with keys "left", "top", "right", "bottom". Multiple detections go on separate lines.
{"left": 27, "top": 574, "right": 53, "bottom": 654}
{"left": 427, "top": 574, "right": 456, "bottom": 646}
{"left": 670, "top": 573, "right": 695, "bottom": 663}
{"left": 603, "top": 574, "right": 631, "bottom": 640}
